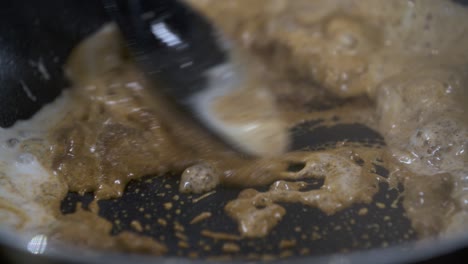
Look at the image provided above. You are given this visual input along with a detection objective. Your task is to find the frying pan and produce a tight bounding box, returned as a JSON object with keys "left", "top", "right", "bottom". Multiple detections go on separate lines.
{"left": 0, "top": 0, "right": 467, "bottom": 263}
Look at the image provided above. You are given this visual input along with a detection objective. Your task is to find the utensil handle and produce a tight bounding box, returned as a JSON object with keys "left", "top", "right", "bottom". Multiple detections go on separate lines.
{"left": 104, "top": 0, "right": 228, "bottom": 104}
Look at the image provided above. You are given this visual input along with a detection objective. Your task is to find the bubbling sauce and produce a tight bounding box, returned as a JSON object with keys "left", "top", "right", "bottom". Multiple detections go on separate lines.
{"left": 1, "top": 0, "right": 467, "bottom": 256}
{"left": 184, "top": 0, "right": 468, "bottom": 238}
{"left": 225, "top": 147, "right": 384, "bottom": 238}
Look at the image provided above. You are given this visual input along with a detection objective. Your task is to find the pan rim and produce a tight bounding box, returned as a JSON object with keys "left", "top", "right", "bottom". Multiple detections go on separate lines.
{"left": 0, "top": 228, "right": 467, "bottom": 264}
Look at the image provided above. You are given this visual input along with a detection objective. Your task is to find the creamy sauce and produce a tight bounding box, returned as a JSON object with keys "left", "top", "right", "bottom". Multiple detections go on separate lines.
{"left": 1, "top": 0, "right": 467, "bottom": 256}
{"left": 0, "top": 92, "right": 69, "bottom": 237}
{"left": 50, "top": 207, "right": 167, "bottom": 254}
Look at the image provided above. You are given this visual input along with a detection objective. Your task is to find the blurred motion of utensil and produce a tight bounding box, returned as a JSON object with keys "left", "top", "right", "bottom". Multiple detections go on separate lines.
{"left": 104, "top": 0, "right": 290, "bottom": 157}
{"left": 0, "top": 0, "right": 289, "bottom": 157}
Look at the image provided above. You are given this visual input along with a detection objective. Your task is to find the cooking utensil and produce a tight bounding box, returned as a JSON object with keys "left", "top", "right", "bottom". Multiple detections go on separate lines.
{"left": 105, "top": 0, "right": 287, "bottom": 157}
{"left": 0, "top": 0, "right": 285, "bottom": 156}
{"left": 104, "top": 0, "right": 228, "bottom": 105}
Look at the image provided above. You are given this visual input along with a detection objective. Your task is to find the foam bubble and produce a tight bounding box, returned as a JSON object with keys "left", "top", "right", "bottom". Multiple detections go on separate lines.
{"left": 0, "top": 91, "right": 71, "bottom": 239}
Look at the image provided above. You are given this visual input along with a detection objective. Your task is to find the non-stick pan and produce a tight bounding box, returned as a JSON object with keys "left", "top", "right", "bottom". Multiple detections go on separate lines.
{"left": 0, "top": 0, "right": 467, "bottom": 263}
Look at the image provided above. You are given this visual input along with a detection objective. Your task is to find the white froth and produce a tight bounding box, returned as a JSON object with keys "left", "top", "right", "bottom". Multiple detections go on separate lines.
{"left": 0, "top": 91, "right": 71, "bottom": 241}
